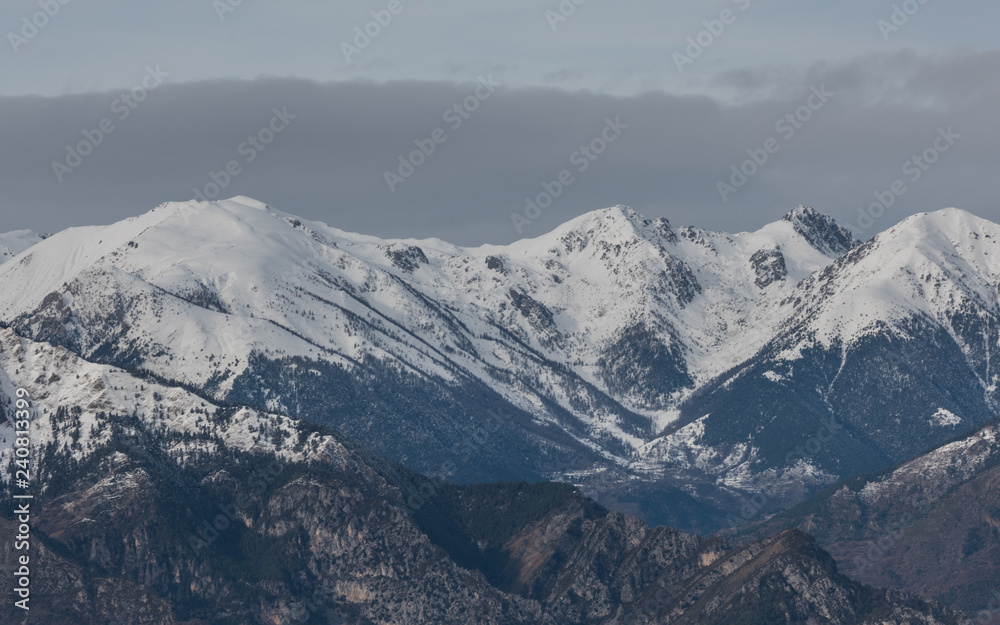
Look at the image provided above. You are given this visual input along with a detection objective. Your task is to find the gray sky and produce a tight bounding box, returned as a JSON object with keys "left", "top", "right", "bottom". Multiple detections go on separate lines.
{"left": 0, "top": 1, "right": 997, "bottom": 243}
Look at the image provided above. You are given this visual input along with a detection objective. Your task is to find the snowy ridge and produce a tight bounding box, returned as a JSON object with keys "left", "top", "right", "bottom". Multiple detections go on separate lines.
{"left": 0, "top": 327, "right": 344, "bottom": 486}
{"left": 0, "top": 229, "right": 43, "bottom": 265}
{"left": 0, "top": 200, "right": 853, "bottom": 459}
{"left": 781, "top": 207, "right": 1000, "bottom": 354}
{"left": 857, "top": 419, "right": 1000, "bottom": 504}
{"left": 5, "top": 197, "right": 997, "bottom": 509}
{"left": 633, "top": 206, "right": 1000, "bottom": 506}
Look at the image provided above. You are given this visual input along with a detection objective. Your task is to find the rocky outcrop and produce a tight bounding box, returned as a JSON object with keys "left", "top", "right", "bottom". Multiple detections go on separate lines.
{"left": 750, "top": 248, "right": 788, "bottom": 288}
{"left": 742, "top": 418, "right": 1000, "bottom": 614}
{"left": 383, "top": 243, "right": 429, "bottom": 272}
{"left": 0, "top": 422, "right": 966, "bottom": 624}
{"left": 782, "top": 204, "right": 859, "bottom": 256}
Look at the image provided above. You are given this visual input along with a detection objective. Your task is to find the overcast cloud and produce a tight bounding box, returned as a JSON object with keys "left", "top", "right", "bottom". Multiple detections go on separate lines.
{"left": 0, "top": 1, "right": 997, "bottom": 243}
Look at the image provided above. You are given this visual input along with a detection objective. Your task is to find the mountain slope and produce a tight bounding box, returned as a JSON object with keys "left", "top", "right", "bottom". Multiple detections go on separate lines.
{"left": 0, "top": 200, "right": 855, "bottom": 504}
{"left": 5, "top": 198, "right": 999, "bottom": 532}
{"left": 739, "top": 414, "right": 1000, "bottom": 615}
{"left": 0, "top": 229, "right": 42, "bottom": 264}
{"left": 640, "top": 208, "right": 1000, "bottom": 512}
{"left": 0, "top": 335, "right": 966, "bottom": 623}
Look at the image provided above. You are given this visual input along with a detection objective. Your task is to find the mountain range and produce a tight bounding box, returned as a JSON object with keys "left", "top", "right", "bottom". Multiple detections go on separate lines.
{"left": 3, "top": 199, "right": 997, "bottom": 511}
{"left": 0, "top": 230, "right": 43, "bottom": 264}
{"left": 2, "top": 197, "right": 999, "bottom": 622}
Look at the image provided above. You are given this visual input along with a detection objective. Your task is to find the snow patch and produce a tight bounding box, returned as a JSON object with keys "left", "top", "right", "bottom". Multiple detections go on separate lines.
{"left": 929, "top": 407, "right": 961, "bottom": 427}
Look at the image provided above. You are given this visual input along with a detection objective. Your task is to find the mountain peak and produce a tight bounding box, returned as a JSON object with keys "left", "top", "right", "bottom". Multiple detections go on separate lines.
{"left": 577, "top": 204, "right": 647, "bottom": 228}
{"left": 899, "top": 206, "right": 986, "bottom": 232}
{"left": 876, "top": 207, "right": 1000, "bottom": 261}
{"left": 530, "top": 204, "right": 658, "bottom": 250}
{"left": 783, "top": 204, "right": 818, "bottom": 220}
{"left": 781, "top": 205, "right": 859, "bottom": 257}
{"left": 0, "top": 229, "right": 43, "bottom": 264}
{"left": 187, "top": 195, "right": 271, "bottom": 211}
{"left": 219, "top": 195, "right": 272, "bottom": 211}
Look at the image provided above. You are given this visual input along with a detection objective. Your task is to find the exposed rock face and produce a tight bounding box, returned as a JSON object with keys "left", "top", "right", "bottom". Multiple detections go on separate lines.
{"left": 0, "top": 418, "right": 966, "bottom": 624}
{"left": 0, "top": 199, "right": 925, "bottom": 533}
{"left": 0, "top": 516, "right": 180, "bottom": 625}
{"left": 662, "top": 255, "right": 702, "bottom": 305}
{"left": 383, "top": 243, "right": 429, "bottom": 272}
{"left": 743, "top": 417, "right": 1000, "bottom": 614}
{"left": 653, "top": 217, "right": 680, "bottom": 245}
{"left": 486, "top": 255, "right": 507, "bottom": 274}
{"left": 750, "top": 248, "right": 788, "bottom": 288}
{"left": 507, "top": 287, "right": 563, "bottom": 349}
{"left": 782, "top": 204, "right": 860, "bottom": 256}
{"left": 0, "top": 200, "right": 992, "bottom": 622}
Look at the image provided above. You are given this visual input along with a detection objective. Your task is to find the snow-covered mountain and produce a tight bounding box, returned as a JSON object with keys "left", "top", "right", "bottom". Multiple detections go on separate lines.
{"left": 2, "top": 197, "right": 995, "bottom": 529}
{"left": 0, "top": 229, "right": 42, "bottom": 264}
{"left": 744, "top": 408, "right": 1000, "bottom": 613}
{"left": 650, "top": 208, "right": 1000, "bottom": 510}
{"left": 0, "top": 332, "right": 960, "bottom": 624}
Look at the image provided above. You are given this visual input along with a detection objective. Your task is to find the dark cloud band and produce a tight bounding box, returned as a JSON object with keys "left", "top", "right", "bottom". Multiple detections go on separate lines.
{"left": 0, "top": 50, "right": 997, "bottom": 243}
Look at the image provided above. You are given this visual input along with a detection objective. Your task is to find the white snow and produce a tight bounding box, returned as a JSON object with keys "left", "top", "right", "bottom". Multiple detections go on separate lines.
{"left": 782, "top": 208, "right": 1000, "bottom": 354}
{"left": 0, "top": 199, "right": 853, "bottom": 463}
{"left": 0, "top": 230, "right": 42, "bottom": 265}
{"left": 929, "top": 408, "right": 962, "bottom": 427}
{"left": 0, "top": 327, "right": 342, "bottom": 485}
{"left": 762, "top": 371, "right": 786, "bottom": 383}
{"left": 858, "top": 421, "right": 999, "bottom": 505}
{"left": 2, "top": 198, "right": 991, "bottom": 495}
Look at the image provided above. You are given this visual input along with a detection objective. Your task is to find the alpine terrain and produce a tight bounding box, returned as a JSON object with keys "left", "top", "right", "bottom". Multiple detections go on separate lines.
{"left": 0, "top": 196, "right": 997, "bottom": 622}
